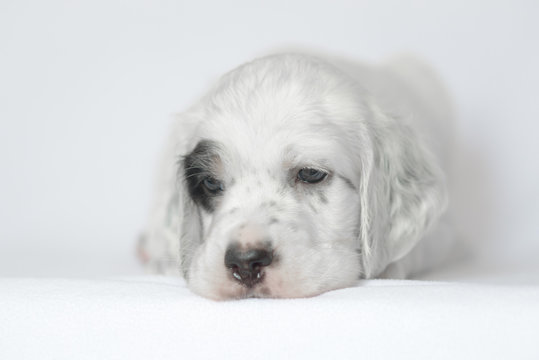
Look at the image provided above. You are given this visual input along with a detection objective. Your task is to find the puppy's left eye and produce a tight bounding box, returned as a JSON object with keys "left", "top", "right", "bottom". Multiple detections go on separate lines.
{"left": 297, "top": 168, "right": 328, "bottom": 184}
{"left": 202, "top": 177, "right": 224, "bottom": 194}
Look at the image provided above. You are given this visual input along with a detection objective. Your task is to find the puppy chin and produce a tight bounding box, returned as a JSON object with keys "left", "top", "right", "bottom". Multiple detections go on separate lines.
{"left": 188, "top": 279, "right": 305, "bottom": 301}
{"left": 189, "top": 267, "right": 358, "bottom": 300}
{"left": 188, "top": 276, "right": 246, "bottom": 301}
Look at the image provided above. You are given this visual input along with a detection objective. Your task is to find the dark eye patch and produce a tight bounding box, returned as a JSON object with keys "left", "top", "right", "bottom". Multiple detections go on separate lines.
{"left": 182, "top": 140, "right": 223, "bottom": 212}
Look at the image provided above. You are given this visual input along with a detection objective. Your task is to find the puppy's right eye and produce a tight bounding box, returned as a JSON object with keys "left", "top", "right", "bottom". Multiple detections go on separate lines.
{"left": 297, "top": 168, "right": 328, "bottom": 184}
{"left": 202, "top": 177, "right": 224, "bottom": 194}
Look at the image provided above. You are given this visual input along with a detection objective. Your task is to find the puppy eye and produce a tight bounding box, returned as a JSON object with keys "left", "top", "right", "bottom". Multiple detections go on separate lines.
{"left": 202, "top": 177, "right": 224, "bottom": 194}
{"left": 297, "top": 168, "right": 328, "bottom": 184}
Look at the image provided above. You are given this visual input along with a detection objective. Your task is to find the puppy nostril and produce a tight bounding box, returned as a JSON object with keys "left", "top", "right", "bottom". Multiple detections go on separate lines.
{"left": 224, "top": 246, "right": 273, "bottom": 286}
{"left": 245, "top": 249, "right": 272, "bottom": 269}
{"left": 232, "top": 271, "right": 243, "bottom": 281}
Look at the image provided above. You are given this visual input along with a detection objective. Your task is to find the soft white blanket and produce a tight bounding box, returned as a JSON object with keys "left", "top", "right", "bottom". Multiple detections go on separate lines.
{"left": 1, "top": 277, "right": 538, "bottom": 360}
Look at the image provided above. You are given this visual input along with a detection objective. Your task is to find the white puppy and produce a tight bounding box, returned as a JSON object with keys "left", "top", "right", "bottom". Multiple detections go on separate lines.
{"left": 139, "top": 53, "right": 453, "bottom": 300}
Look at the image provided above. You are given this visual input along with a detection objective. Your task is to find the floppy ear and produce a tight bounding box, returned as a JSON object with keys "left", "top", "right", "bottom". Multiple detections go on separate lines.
{"left": 140, "top": 111, "right": 202, "bottom": 277}
{"left": 359, "top": 104, "right": 448, "bottom": 278}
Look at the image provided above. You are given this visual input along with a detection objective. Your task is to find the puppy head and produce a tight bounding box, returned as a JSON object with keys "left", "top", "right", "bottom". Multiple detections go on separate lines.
{"left": 175, "top": 54, "right": 446, "bottom": 299}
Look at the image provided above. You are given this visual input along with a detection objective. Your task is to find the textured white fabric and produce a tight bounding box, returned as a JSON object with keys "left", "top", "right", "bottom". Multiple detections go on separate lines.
{"left": 1, "top": 277, "right": 538, "bottom": 360}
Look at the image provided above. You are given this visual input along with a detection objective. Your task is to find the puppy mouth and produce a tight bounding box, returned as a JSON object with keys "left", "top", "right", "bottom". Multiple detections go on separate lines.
{"left": 229, "top": 266, "right": 266, "bottom": 288}
{"left": 220, "top": 268, "right": 276, "bottom": 299}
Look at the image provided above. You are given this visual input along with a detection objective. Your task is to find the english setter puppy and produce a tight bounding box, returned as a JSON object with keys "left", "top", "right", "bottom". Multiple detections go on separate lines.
{"left": 139, "top": 53, "right": 453, "bottom": 300}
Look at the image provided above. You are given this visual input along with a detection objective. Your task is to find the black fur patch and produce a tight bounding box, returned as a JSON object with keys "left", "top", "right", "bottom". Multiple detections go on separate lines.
{"left": 182, "top": 140, "right": 222, "bottom": 212}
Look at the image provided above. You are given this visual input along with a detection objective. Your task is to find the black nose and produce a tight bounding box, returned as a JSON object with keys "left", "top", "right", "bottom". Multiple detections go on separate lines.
{"left": 224, "top": 245, "right": 273, "bottom": 287}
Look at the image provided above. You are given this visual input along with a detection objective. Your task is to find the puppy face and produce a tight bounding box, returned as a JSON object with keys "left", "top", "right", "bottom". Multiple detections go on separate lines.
{"left": 183, "top": 125, "right": 363, "bottom": 299}
{"left": 178, "top": 56, "right": 371, "bottom": 299}
{"left": 171, "top": 54, "right": 447, "bottom": 300}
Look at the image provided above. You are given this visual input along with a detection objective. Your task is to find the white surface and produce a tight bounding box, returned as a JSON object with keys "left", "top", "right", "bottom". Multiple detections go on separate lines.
{"left": 1, "top": 277, "right": 539, "bottom": 360}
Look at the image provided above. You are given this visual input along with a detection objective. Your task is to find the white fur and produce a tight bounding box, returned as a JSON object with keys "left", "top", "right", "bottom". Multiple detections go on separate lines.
{"left": 140, "top": 53, "right": 452, "bottom": 300}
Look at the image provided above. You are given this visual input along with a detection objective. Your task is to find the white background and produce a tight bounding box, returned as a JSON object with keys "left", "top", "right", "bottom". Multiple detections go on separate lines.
{"left": 1, "top": 0, "right": 538, "bottom": 277}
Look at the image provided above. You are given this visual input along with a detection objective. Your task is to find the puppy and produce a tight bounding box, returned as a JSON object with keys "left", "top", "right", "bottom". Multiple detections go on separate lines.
{"left": 139, "top": 53, "right": 453, "bottom": 300}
